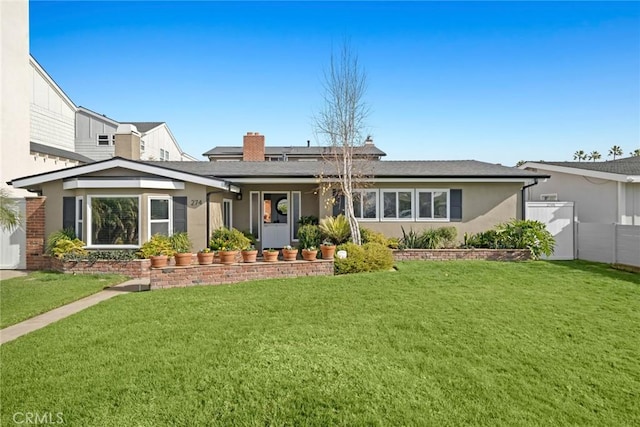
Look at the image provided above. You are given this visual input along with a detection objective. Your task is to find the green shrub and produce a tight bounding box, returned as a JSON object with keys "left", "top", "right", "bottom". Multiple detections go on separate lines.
{"left": 138, "top": 234, "right": 173, "bottom": 258}
{"left": 464, "top": 219, "right": 555, "bottom": 260}
{"left": 52, "top": 238, "right": 87, "bottom": 259}
{"left": 63, "top": 249, "right": 138, "bottom": 262}
{"left": 298, "top": 216, "right": 319, "bottom": 226}
{"left": 400, "top": 226, "right": 458, "bottom": 249}
{"left": 319, "top": 215, "right": 351, "bottom": 245}
{"left": 361, "top": 227, "right": 399, "bottom": 249}
{"left": 399, "top": 227, "right": 421, "bottom": 249}
{"left": 334, "top": 242, "right": 394, "bottom": 275}
{"left": 209, "top": 227, "right": 251, "bottom": 251}
{"left": 436, "top": 226, "right": 457, "bottom": 248}
{"left": 45, "top": 228, "right": 76, "bottom": 256}
{"left": 298, "top": 224, "right": 321, "bottom": 249}
{"left": 170, "top": 232, "right": 192, "bottom": 253}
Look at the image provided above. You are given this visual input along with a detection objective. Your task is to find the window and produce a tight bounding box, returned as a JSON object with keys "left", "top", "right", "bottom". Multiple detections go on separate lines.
{"left": 416, "top": 190, "right": 449, "bottom": 221}
{"left": 140, "top": 140, "right": 145, "bottom": 152}
{"left": 222, "top": 199, "right": 232, "bottom": 229}
{"left": 540, "top": 194, "right": 558, "bottom": 201}
{"left": 352, "top": 190, "right": 378, "bottom": 220}
{"left": 88, "top": 196, "right": 139, "bottom": 246}
{"left": 97, "top": 134, "right": 115, "bottom": 146}
{"left": 382, "top": 190, "right": 413, "bottom": 220}
{"left": 149, "top": 197, "right": 171, "bottom": 238}
{"left": 160, "top": 149, "right": 165, "bottom": 161}
{"left": 250, "top": 192, "right": 260, "bottom": 241}
{"left": 76, "top": 197, "right": 83, "bottom": 241}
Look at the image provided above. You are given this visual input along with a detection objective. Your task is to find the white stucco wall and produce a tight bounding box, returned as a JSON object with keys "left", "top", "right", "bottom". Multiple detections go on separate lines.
{"left": 526, "top": 168, "right": 624, "bottom": 224}
{"left": 1, "top": 1, "right": 31, "bottom": 197}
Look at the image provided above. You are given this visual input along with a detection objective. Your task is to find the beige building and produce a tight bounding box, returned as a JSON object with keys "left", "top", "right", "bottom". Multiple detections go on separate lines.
{"left": 10, "top": 131, "right": 548, "bottom": 253}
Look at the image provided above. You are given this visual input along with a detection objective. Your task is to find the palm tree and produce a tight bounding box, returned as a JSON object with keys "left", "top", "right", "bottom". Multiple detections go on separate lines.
{"left": 588, "top": 151, "right": 601, "bottom": 162}
{"left": 573, "top": 150, "right": 587, "bottom": 162}
{"left": 608, "top": 145, "right": 623, "bottom": 160}
{"left": 630, "top": 149, "right": 640, "bottom": 157}
{"left": 0, "top": 188, "right": 21, "bottom": 232}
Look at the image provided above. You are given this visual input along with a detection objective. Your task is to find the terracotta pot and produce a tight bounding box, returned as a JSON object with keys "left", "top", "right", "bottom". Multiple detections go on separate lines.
{"left": 302, "top": 249, "right": 318, "bottom": 261}
{"left": 263, "top": 250, "right": 279, "bottom": 262}
{"left": 219, "top": 250, "right": 239, "bottom": 264}
{"left": 197, "top": 252, "right": 214, "bottom": 265}
{"left": 320, "top": 245, "right": 336, "bottom": 259}
{"left": 174, "top": 252, "right": 193, "bottom": 266}
{"left": 150, "top": 255, "right": 169, "bottom": 268}
{"left": 282, "top": 248, "right": 298, "bottom": 261}
{"left": 242, "top": 250, "right": 258, "bottom": 263}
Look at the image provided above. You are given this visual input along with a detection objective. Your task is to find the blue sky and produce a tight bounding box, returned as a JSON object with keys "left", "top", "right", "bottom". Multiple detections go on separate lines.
{"left": 30, "top": 1, "right": 639, "bottom": 165}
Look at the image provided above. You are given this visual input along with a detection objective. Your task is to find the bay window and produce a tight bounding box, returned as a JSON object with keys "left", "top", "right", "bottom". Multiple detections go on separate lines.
{"left": 88, "top": 196, "right": 140, "bottom": 246}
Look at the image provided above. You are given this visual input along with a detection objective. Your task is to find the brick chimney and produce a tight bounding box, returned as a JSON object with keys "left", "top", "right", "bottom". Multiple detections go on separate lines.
{"left": 243, "top": 132, "right": 265, "bottom": 161}
{"left": 114, "top": 124, "right": 141, "bottom": 160}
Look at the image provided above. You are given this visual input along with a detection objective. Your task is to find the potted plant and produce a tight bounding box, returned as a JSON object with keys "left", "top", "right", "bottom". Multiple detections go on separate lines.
{"left": 209, "top": 227, "right": 251, "bottom": 265}
{"left": 320, "top": 239, "right": 336, "bottom": 259}
{"left": 282, "top": 245, "right": 298, "bottom": 261}
{"left": 262, "top": 248, "right": 279, "bottom": 262}
{"left": 170, "top": 232, "right": 193, "bottom": 266}
{"left": 301, "top": 245, "right": 319, "bottom": 261}
{"left": 241, "top": 245, "right": 258, "bottom": 263}
{"left": 138, "top": 234, "right": 173, "bottom": 268}
{"left": 197, "top": 248, "right": 214, "bottom": 265}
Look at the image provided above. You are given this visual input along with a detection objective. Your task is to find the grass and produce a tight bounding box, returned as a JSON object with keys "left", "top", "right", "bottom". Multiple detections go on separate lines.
{"left": 1, "top": 261, "right": 638, "bottom": 426}
{"left": 0, "top": 271, "right": 127, "bottom": 328}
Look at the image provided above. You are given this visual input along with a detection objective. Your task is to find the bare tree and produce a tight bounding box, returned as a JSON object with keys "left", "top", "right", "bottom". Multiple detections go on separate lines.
{"left": 315, "top": 43, "right": 370, "bottom": 245}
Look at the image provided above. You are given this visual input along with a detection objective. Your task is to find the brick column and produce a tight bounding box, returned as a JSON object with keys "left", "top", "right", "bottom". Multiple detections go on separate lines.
{"left": 25, "top": 196, "right": 49, "bottom": 270}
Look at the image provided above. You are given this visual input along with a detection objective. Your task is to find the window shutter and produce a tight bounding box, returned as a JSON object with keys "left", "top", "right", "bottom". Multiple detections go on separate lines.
{"left": 173, "top": 197, "right": 188, "bottom": 233}
{"left": 63, "top": 197, "right": 75, "bottom": 231}
{"left": 450, "top": 189, "right": 462, "bottom": 222}
{"left": 332, "top": 191, "right": 345, "bottom": 217}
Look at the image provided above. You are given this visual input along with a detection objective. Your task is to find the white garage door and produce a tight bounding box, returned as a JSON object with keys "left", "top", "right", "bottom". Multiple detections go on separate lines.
{"left": 0, "top": 199, "right": 26, "bottom": 270}
{"left": 525, "top": 201, "right": 575, "bottom": 260}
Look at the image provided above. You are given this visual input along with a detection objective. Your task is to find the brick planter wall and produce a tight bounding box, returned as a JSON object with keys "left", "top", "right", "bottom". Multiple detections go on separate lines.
{"left": 393, "top": 249, "right": 531, "bottom": 262}
{"left": 51, "top": 258, "right": 152, "bottom": 278}
{"left": 150, "top": 259, "right": 334, "bottom": 290}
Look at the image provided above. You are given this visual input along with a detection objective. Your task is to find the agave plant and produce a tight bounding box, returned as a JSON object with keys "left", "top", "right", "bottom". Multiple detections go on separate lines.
{"left": 319, "top": 215, "right": 351, "bottom": 245}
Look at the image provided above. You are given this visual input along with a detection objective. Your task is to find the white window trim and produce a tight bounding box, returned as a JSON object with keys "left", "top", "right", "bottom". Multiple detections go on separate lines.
{"left": 222, "top": 198, "right": 233, "bottom": 230}
{"left": 148, "top": 196, "right": 173, "bottom": 240}
{"left": 291, "top": 191, "right": 301, "bottom": 241}
{"left": 380, "top": 189, "right": 415, "bottom": 221}
{"left": 540, "top": 193, "right": 558, "bottom": 201}
{"left": 97, "top": 134, "right": 114, "bottom": 146}
{"left": 415, "top": 189, "right": 450, "bottom": 222}
{"left": 249, "top": 191, "right": 261, "bottom": 241}
{"left": 86, "top": 195, "right": 141, "bottom": 248}
{"left": 352, "top": 189, "right": 379, "bottom": 221}
{"left": 76, "top": 196, "right": 83, "bottom": 240}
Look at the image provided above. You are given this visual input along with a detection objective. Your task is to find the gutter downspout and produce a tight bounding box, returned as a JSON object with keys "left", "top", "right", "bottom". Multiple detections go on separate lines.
{"left": 521, "top": 179, "right": 539, "bottom": 220}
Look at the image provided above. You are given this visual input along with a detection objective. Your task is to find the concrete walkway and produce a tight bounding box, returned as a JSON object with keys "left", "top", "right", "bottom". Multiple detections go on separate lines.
{"left": 0, "top": 278, "right": 149, "bottom": 345}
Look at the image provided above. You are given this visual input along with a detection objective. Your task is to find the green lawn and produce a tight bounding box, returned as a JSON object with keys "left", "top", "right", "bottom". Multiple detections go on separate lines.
{"left": 1, "top": 261, "right": 638, "bottom": 426}
{"left": 0, "top": 271, "right": 127, "bottom": 328}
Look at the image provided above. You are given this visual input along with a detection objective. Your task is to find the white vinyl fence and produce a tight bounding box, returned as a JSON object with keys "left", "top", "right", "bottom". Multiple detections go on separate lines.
{"left": 577, "top": 223, "right": 640, "bottom": 267}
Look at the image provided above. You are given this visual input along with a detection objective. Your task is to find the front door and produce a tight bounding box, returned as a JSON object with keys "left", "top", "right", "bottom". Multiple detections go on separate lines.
{"left": 262, "top": 192, "right": 290, "bottom": 248}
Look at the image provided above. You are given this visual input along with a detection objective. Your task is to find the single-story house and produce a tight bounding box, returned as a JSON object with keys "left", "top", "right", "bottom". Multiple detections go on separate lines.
{"left": 9, "top": 129, "right": 549, "bottom": 253}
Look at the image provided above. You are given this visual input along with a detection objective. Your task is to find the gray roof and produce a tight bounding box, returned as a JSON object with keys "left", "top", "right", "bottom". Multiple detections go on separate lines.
{"left": 534, "top": 156, "right": 640, "bottom": 175}
{"left": 202, "top": 145, "right": 387, "bottom": 157}
{"left": 30, "top": 142, "right": 94, "bottom": 164}
{"left": 123, "top": 122, "right": 165, "bottom": 133}
{"left": 146, "top": 159, "right": 548, "bottom": 179}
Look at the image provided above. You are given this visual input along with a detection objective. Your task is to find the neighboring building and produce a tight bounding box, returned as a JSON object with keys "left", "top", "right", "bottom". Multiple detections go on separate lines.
{"left": 521, "top": 157, "right": 640, "bottom": 225}
{"left": 520, "top": 157, "right": 640, "bottom": 266}
{"left": 10, "top": 130, "right": 549, "bottom": 255}
{"left": 204, "top": 133, "right": 386, "bottom": 162}
{"left": 75, "top": 107, "right": 198, "bottom": 162}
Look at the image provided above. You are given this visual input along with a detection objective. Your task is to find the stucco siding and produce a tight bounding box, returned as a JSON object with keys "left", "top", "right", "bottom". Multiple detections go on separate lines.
{"left": 527, "top": 169, "right": 618, "bottom": 223}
